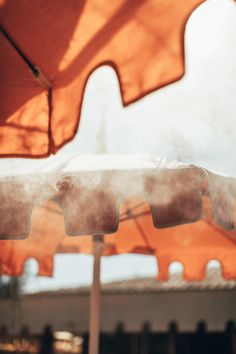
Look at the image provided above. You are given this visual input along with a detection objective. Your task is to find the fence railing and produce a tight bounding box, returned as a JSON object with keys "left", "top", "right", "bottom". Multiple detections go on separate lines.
{"left": 0, "top": 321, "right": 236, "bottom": 354}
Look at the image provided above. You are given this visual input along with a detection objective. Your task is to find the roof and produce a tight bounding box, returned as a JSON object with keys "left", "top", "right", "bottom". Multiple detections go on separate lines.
{"left": 26, "top": 268, "right": 236, "bottom": 298}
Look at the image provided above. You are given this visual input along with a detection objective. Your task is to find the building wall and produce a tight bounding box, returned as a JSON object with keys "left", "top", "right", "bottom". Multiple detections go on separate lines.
{"left": 0, "top": 290, "right": 236, "bottom": 334}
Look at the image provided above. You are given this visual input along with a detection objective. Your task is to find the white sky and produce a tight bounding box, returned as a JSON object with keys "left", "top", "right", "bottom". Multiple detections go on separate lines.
{"left": 61, "top": 0, "right": 236, "bottom": 176}
{"left": 2, "top": 0, "right": 236, "bottom": 292}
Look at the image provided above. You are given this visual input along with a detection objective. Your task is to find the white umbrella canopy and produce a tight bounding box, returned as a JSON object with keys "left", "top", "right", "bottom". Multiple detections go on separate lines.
{"left": 0, "top": 155, "right": 236, "bottom": 240}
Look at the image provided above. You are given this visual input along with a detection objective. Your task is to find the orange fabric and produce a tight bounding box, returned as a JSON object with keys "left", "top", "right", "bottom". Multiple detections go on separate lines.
{"left": 0, "top": 197, "right": 236, "bottom": 281}
{"left": 0, "top": 0, "right": 204, "bottom": 156}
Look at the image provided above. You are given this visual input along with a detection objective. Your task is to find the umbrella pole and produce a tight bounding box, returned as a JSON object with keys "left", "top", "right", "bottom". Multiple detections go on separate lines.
{"left": 89, "top": 234, "right": 104, "bottom": 354}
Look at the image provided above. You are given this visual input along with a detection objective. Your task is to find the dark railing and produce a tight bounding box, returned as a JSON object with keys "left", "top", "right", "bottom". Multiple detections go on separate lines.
{"left": 0, "top": 321, "right": 236, "bottom": 354}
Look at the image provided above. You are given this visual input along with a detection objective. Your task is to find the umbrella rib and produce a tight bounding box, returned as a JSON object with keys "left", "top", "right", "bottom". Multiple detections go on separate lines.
{"left": 120, "top": 210, "right": 151, "bottom": 222}
{"left": 0, "top": 26, "right": 52, "bottom": 90}
{"left": 1, "top": 26, "right": 37, "bottom": 74}
{"left": 119, "top": 201, "right": 147, "bottom": 218}
{"left": 207, "top": 219, "right": 236, "bottom": 247}
{"left": 126, "top": 208, "right": 153, "bottom": 252}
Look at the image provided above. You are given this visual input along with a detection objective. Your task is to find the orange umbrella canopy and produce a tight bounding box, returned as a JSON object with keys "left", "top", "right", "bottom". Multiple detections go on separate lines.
{"left": 1, "top": 197, "right": 236, "bottom": 281}
{"left": 0, "top": 156, "right": 236, "bottom": 281}
{"left": 0, "top": 0, "right": 204, "bottom": 157}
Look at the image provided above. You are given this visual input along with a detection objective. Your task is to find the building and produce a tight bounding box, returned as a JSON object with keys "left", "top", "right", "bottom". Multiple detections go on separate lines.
{"left": 0, "top": 269, "right": 236, "bottom": 353}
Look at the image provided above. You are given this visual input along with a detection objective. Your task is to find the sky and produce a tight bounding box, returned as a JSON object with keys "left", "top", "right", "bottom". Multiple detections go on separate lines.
{"left": 23, "top": 254, "right": 158, "bottom": 293}
{"left": 1, "top": 0, "right": 236, "bottom": 292}
{"left": 61, "top": 0, "right": 236, "bottom": 176}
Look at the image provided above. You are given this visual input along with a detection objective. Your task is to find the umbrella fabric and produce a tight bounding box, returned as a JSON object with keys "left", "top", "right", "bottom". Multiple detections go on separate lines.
{"left": 0, "top": 0, "right": 204, "bottom": 157}
{"left": 1, "top": 155, "right": 236, "bottom": 239}
{"left": 1, "top": 197, "right": 236, "bottom": 281}
{"left": 0, "top": 156, "right": 236, "bottom": 280}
